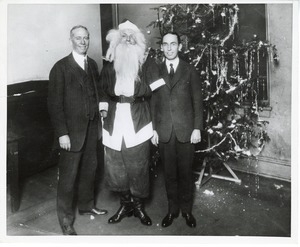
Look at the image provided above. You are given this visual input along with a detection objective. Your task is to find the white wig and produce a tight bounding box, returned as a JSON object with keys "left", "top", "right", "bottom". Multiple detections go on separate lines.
{"left": 105, "top": 21, "right": 146, "bottom": 63}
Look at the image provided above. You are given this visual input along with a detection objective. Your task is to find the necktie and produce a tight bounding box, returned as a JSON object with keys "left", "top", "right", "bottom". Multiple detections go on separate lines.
{"left": 169, "top": 63, "right": 174, "bottom": 79}
{"left": 84, "top": 58, "right": 88, "bottom": 73}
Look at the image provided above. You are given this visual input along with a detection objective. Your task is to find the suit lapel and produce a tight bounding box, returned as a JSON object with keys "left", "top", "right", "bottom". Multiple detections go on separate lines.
{"left": 160, "top": 63, "right": 172, "bottom": 89}
{"left": 87, "top": 57, "right": 100, "bottom": 103}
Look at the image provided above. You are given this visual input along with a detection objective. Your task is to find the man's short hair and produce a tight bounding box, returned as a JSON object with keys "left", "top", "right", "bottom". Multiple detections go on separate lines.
{"left": 70, "top": 25, "right": 89, "bottom": 37}
{"left": 162, "top": 32, "right": 181, "bottom": 44}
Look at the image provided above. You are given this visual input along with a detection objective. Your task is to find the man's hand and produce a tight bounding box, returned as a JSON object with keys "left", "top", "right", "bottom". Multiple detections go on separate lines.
{"left": 59, "top": 135, "right": 71, "bottom": 151}
{"left": 151, "top": 130, "right": 159, "bottom": 146}
{"left": 190, "top": 129, "right": 201, "bottom": 144}
{"left": 100, "top": 110, "right": 107, "bottom": 118}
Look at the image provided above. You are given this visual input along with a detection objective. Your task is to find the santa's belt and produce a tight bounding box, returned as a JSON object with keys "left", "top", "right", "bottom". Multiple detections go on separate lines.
{"left": 111, "top": 95, "right": 145, "bottom": 104}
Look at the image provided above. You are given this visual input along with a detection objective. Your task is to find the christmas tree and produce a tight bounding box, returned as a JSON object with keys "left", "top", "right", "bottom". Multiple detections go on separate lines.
{"left": 147, "top": 4, "right": 278, "bottom": 165}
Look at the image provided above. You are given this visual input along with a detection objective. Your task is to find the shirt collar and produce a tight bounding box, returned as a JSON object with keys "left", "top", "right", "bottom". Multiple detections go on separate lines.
{"left": 165, "top": 57, "right": 179, "bottom": 71}
{"left": 72, "top": 51, "right": 87, "bottom": 67}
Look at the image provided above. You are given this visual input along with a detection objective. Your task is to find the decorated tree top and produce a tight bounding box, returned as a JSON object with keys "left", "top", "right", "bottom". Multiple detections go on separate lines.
{"left": 147, "top": 4, "right": 278, "bottom": 161}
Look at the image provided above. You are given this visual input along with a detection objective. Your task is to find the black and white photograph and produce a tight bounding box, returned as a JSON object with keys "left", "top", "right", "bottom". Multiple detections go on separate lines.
{"left": 0, "top": 0, "right": 298, "bottom": 246}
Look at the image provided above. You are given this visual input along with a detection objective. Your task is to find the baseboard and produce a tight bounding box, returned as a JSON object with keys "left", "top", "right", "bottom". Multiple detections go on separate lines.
{"left": 229, "top": 156, "right": 291, "bottom": 182}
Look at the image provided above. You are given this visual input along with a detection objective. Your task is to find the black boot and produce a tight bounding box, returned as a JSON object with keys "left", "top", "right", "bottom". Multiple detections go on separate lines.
{"left": 132, "top": 196, "right": 152, "bottom": 226}
{"left": 108, "top": 191, "right": 134, "bottom": 224}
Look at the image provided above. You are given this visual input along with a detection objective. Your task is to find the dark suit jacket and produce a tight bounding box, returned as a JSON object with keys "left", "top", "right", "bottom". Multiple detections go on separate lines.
{"left": 48, "top": 53, "right": 101, "bottom": 152}
{"left": 151, "top": 59, "right": 204, "bottom": 143}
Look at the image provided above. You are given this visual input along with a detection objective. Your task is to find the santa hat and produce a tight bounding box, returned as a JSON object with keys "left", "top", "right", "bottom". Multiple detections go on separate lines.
{"left": 118, "top": 19, "right": 140, "bottom": 32}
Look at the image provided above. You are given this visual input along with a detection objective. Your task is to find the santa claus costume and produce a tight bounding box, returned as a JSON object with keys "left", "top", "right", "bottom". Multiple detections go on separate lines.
{"left": 99, "top": 20, "right": 163, "bottom": 226}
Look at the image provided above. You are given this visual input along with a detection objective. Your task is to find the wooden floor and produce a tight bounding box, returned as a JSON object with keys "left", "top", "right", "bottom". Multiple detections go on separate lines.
{"left": 6, "top": 164, "right": 292, "bottom": 244}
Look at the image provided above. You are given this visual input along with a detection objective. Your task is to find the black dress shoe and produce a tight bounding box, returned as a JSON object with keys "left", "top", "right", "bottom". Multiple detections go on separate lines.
{"left": 133, "top": 208, "right": 152, "bottom": 226}
{"left": 108, "top": 205, "right": 134, "bottom": 224}
{"left": 61, "top": 224, "right": 77, "bottom": 235}
{"left": 182, "top": 213, "right": 196, "bottom": 228}
{"left": 132, "top": 196, "right": 152, "bottom": 226}
{"left": 161, "top": 213, "right": 178, "bottom": 227}
{"left": 79, "top": 207, "right": 108, "bottom": 216}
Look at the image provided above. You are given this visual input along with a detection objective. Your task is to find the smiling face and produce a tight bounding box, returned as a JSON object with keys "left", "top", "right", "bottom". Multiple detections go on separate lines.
{"left": 161, "top": 33, "right": 182, "bottom": 61}
{"left": 70, "top": 27, "right": 90, "bottom": 55}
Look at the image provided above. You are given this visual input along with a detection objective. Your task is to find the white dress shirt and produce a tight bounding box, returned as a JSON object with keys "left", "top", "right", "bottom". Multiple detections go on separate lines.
{"left": 165, "top": 57, "right": 179, "bottom": 73}
{"left": 72, "top": 51, "right": 87, "bottom": 70}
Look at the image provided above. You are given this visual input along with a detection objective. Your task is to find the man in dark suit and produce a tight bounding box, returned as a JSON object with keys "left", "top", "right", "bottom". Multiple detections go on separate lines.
{"left": 151, "top": 32, "right": 203, "bottom": 228}
{"left": 48, "top": 25, "right": 107, "bottom": 235}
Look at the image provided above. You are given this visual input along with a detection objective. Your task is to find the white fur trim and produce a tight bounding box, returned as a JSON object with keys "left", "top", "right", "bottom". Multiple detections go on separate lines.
{"left": 118, "top": 20, "right": 140, "bottom": 32}
{"left": 102, "top": 103, "right": 153, "bottom": 151}
{"left": 99, "top": 102, "right": 108, "bottom": 111}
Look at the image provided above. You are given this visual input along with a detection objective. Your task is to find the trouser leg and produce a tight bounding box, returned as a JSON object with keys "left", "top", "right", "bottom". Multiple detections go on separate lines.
{"left": 57, "top": 150, "right": 81, "bottom": 227}
{"left": 122, "top": 141, "right": 150, "bottom": 198}
{"left": 177, "top": 140, "right": 195, "bottom": 214}
{"left": 77, "top": 119, "right": 98, "bottom": 210}
{"left": 105, "top": 140, "right": 151, "bottom": 224}
{"left": 122, "top": 141, "right": 152, "bottom": 225}
{"left": 104, "top": 141, "right": 150, "bottom": 197}
{"left": 104, "top": 146, "right": 130, "bottom": 192}
{"left": 159, "top": 130, "right": 179, "bottom": 214}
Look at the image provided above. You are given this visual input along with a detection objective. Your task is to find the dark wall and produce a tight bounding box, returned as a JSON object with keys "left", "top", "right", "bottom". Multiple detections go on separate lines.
{"left": 238, "top": 4, "right": 266, "bottom": 42}
{"left": 100, "top": 4, "right": 115, "bottom": 57}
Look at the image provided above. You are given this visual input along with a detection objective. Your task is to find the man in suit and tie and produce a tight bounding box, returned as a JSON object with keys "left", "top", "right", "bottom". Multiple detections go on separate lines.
{"left": 48, "top": 25, "right": 107, "bottom": 235}
{"left": 151, "top": 32, "right": 204, "bottom": 228}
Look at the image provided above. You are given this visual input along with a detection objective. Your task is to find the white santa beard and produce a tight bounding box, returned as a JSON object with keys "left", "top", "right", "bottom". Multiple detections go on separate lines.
{"left": 114, "top": 43, "right": 144, "bottom": 96}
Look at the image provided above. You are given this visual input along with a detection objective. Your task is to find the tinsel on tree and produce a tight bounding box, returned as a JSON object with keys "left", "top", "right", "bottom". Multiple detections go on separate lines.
{"left": 147, "top": 4, "right": 278, "bottom": 163}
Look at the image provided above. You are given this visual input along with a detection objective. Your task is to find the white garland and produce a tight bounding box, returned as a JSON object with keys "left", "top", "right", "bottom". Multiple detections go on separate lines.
{"left": 220, "top": 4, "right": 239, "bottom": 47}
